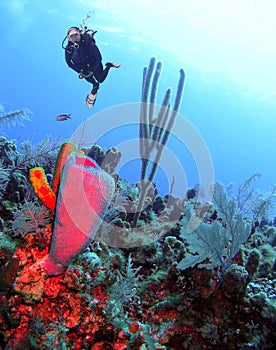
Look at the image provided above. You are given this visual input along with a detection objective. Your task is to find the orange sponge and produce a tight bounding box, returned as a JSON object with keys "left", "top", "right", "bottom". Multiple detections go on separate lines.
{"left": 29, "top": 167, "right": 56, "bottom": 211}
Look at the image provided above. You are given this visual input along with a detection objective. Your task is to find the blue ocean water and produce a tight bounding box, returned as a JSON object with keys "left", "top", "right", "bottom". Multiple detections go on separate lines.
{"left": 0, "top": 0, "right": 275, "bottom": 214}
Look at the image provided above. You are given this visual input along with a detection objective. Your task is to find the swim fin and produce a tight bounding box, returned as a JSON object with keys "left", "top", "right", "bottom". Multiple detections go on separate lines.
{"left": 85, "top": 92, "right": 97, "bottom": 109}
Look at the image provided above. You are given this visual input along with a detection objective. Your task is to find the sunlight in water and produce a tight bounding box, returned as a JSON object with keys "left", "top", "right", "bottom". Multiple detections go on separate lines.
{"left": 91, "top": 0, "right": 276, "bottom": 89}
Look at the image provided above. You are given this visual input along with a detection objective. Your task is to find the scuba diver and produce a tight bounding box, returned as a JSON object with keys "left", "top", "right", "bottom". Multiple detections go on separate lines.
{"left": 63, "top": 26, "right": 120, "bottom": 109}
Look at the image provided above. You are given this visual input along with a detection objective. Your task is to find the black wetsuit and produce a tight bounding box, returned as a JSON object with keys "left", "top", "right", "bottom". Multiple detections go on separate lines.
{"left": 65, "top": 36, "right": 113, "bottom": 94}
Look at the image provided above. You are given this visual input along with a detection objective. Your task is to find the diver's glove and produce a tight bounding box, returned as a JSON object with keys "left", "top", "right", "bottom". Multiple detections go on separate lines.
{"left": 85, "top": 92, "right": 97, "bottom": 109}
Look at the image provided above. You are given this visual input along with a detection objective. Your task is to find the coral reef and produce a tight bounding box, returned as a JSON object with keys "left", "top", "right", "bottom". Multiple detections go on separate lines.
{"left": 0, "top": 210, "right": 275, "bottom": 349}
{"left": 0, "top": 58, "right": 275, "bottom": 349}
{"left": 1, "top": 135, "right": 275, "bottom": 349}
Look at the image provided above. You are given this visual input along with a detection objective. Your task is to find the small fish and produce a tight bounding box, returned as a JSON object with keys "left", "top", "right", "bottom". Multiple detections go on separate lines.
{"left": 56, "top": 113, "right": 71, "bottom": 121}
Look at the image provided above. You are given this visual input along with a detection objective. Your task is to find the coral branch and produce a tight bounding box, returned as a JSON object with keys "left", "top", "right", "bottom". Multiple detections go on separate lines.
{"left": 0, "top": 108, "right": 33, "bottom": 127}
{"left": 132, "top": 59, "right": 186, "bottom": 228}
